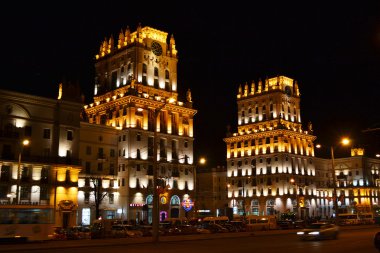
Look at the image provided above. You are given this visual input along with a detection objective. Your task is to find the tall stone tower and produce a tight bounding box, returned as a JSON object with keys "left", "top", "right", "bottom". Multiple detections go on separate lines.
{"left": 84, "top": 24, "right": 197, "bottom": 222}
{"left": 223, "top": 76, "right": 317, "bottom": 219}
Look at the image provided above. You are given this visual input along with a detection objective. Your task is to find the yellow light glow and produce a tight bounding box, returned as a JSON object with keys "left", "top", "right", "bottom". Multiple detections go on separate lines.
{"left": 22, "top": 139, "right": 30, "bottom": 146}
{"left": 199, "top": 157, "right": 206, "bottom": 165}
{"left": 341, "top": 138, "right": 350, "bottom": 146}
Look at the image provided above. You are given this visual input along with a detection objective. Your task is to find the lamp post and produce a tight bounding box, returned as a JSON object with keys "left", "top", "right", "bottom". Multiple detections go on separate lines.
{"left": 194, "top": 157, "right": 206, "bottom": 218}
{"left": 290, "top": 178, "right": 298, "bottom": 218}
{"left": 152, "top": 98, "right": 174, "bottom": 243}
{"left": 316, "top": 137, "right": 350, "bottom": 223}
{"left": 330, "top": 146, "right": 339, "bottom": 221}
{"left": 15, "top": 139, "right": 29, "bottom": 204}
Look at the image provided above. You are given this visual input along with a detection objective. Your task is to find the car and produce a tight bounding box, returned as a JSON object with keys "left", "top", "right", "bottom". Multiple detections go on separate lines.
{"left": 297, "top": 222, "right": 339, "bottom": 240}
{"left": 123, "top": 225, "right": 144, "bottom": 238}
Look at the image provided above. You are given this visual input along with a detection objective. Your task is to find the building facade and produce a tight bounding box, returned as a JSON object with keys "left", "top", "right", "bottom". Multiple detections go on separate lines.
{"left": 81, "top": 24, "right": 197, "bottom": 223}
{"left": 224, "top": 76, "right": 318, "bottom": 219}
{"left": 0, "top": 87, "right": 83, "bottom": 228}
{"left": 224, "top": 75, "right": 380, "bottom": 220}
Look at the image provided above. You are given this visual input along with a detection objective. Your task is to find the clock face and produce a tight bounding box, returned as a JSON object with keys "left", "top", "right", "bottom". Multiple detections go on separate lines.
{"left": 151, "top": 41, "right": 162, "bottom": 56}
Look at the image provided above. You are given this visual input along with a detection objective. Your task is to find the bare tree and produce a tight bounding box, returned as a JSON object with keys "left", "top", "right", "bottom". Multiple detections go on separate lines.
{"left": 90, "top": 177, "right": 108, "bottom": 220}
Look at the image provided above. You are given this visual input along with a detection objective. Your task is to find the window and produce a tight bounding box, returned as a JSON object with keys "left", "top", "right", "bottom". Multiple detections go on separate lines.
{"left": 109, "top": 193, "right": 114, "bottom": 204}
{"left": 43, "top": 129, "right": 50, "bottom": 139}
{"left": 40, "top": 186, "right": 49, "bottom": 200}
{"left": 85, "top": 162, "right": 91, "bottom": 174}
{"left": 97, "top": 163, "right": 103, "bottom": 171}
{"left": 40, "top": 167, "right": 49, "bottom": 183}
{"left": 136, "top": 133, "right": 141, "bottom": 141}
{"left": 67, "top": 130, "right": 73, "bottom": 141}
{"left": 143, "top": 64, "right": 147, "bottom": 74}
{"left": 165, "top": 70, "right": 169, "bottom": 79}
{"left": 184, "top": 140, "right": 188, "bottom": 148}
{"left": 109, "top": 164, "right": 115, "bottom": 175}
{"left": 154, "top": 67, "right": 159, "bottom": 77}
{"left": 0, "top": 165, "right": 10, "bottom": 182}
{"left": 110, "top": 149, "right": 115, "bottom": 157}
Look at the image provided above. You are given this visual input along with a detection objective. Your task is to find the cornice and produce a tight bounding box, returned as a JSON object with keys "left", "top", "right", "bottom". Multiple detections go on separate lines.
{"left": 223, "top": 129, "right": 316, "bottom": 143}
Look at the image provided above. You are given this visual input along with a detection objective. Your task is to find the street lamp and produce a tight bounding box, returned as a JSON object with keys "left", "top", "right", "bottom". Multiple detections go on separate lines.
{"left": 194, "top": 157, "right": 206, "bottom": 217}
{"left": 290, "top": 178, "right": 298, "bottom": 218}
{"left": 15, "top": 139, "right": 29, "bottom": 204}
{"left": 152, "top": 97, "right": 175, "bottom": 243}
{"left": 317, "top": 137, "right": 350, "bottom": 223}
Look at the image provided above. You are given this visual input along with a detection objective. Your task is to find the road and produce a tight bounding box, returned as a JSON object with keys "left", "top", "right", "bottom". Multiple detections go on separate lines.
{"left": 1, "top": 225, "right": 379, "bottom": 253}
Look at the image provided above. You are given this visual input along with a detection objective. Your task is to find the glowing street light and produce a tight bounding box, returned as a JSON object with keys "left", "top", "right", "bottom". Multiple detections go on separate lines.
{"left": 194, "top": 157, "right": 206, "bottom": 218}
{"left": 15, "top": 139, "right": 30, "bottom": 204}
{"left": 316, "top": 137, "right": 351, "bottom": 222}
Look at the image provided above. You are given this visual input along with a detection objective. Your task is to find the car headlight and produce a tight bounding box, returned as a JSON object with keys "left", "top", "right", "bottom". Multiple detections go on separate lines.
{"left": 308, "top": 231, "right": 320, "bottom": 235}
{"left": 297, "top": 232, "right": 305, "bottom": 235}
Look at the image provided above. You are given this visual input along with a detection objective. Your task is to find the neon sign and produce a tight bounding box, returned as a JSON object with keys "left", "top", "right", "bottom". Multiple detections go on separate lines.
{"left": 181, "top": 198, "right": 194, "bottom": 212}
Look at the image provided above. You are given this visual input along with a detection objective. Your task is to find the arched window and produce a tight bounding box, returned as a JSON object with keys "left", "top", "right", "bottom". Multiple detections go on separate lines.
{"left": 170, "top": 195, "right": 180, "bottom": 206}
{"left": 154, "top": 67, "right": 159, "bottom": 77}
{"left": 165, "top": 70, "right": 169, "bottom": 79}
{"left": 146, "top": 195, "right": 153, "bottom": 205}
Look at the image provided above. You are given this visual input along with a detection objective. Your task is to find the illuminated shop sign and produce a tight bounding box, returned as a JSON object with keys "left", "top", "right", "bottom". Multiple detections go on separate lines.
{"left": 181, "top": 198, "right": 194, "bottom": 212}
{"left": 129, "top": 203, "right": 144, "bottom": 207}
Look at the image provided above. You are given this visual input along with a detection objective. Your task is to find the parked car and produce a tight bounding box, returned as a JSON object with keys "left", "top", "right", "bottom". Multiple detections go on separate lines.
{"left": 205, "top": 223, "right": 229, "bottom": 233}
{"left": 228, "top": 221, "right": 246, "bottom": 232}
{"left": 111, "top": 224, "right": 127, "bottom": 238}
{"left": 277, "top": 220, "right": 295, "bottom": 229}
{"left": 297, "top": 222, "right": 339, "bottom": 240}
{"left": 124, "top": 225, "right": 144, "bottom": 237}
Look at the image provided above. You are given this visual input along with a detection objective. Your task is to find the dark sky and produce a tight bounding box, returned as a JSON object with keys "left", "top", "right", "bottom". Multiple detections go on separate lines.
{"left": 2, "top": 2, "right": 380, "bottom": 166}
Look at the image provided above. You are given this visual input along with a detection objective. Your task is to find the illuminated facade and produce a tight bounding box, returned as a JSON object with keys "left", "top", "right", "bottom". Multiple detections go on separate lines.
{"left": 224, "top": 76, "right": 318, "bottom": 218}
{"left": 83, "top": 24, "right": 197, "bottom": 222}
{"left": 224, "top": 76, "right": 380, "bottom": 219}
{"left": 314, "top": 152, "right": 380, "bottom": 217}
{"left": 0, "top": 87, "right": 82, "bottom": 227}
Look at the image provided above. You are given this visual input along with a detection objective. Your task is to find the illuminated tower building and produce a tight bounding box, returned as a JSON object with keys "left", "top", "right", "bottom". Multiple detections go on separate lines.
{"left": 224, "top": 76, "right": 317, "bottom": 219}
{"left": 83, "top": 24, "right": 197, "bottom": 222}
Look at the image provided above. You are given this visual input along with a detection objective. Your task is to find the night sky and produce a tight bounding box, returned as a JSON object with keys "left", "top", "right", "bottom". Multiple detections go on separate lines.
{"left": 2, "top": 2, "right": 380, "bottom": 166}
